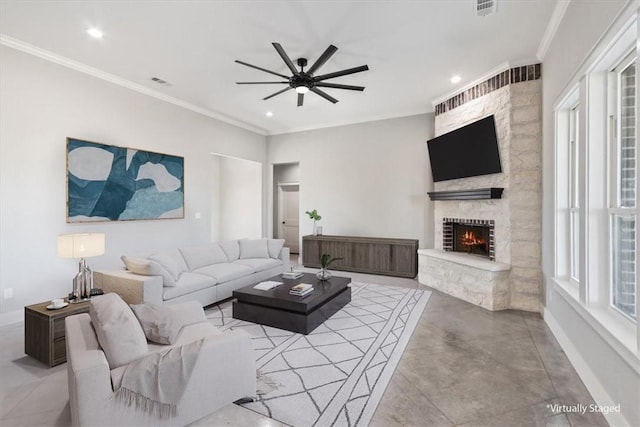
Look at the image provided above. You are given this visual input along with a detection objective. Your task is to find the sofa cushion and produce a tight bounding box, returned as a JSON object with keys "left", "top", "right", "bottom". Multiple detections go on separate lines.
{"left": 130, "top": 301, "right": 207, "bottom": 345}
{"left": 121, "top": 256, "right": 177, "bottom": 287}
{"left": 162, "top": 272, "right": 216, "bottom": 301}
{"left": 194, "top": 263, "right": 253, "bottom": 282}
{"left": 218, "top": 240, "right": 240, "bottom": 261}
{"left": 267, "top": 239, "right": 285, "bottom": 259}
{"left": 179, "top": 244, "right": 228, "bottom": 271}
{"left": 89, "top": 293, "right": 148, "bottom": 369}
{"left": 148, "top": 250, "right": 188, "bottom": 281}
{"left": 239, "top": 239, "right": 269, "bottom": 259}
{"left": 145, "top": 322, "right": 221, "bottom": 355}
{"left": 234, "top": 258, "right": 282, "bottom": 273}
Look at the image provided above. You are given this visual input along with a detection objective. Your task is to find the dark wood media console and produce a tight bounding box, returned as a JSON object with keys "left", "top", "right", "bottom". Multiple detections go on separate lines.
{"left": 302, "top": 235, "right": 418, "bottom": 278}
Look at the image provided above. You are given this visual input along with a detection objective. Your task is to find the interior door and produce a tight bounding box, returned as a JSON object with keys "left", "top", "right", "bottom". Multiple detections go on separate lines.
{"left": 279, "top": 184, "right": 300, "bottom": 254}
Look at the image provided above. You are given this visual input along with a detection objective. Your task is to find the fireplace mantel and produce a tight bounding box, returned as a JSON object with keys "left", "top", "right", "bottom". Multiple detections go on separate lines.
{"left": 427, "top": 187, "right": 504, "bottom": 201}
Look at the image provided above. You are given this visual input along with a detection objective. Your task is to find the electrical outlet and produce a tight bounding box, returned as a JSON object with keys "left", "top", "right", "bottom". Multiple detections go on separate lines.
{"left": 4, "top": 288, "right": 13, "bottom": 299}
{"left": 194, "top": 212, "right": 201, "bottom": 219}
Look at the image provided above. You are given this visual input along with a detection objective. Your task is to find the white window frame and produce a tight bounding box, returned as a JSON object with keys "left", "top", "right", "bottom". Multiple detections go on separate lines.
{"left": 569, "top": 103, "right": 581, "bottom": 285}
{"left": 552, "top": 12, "right": 639, "bottom": 356}
{"left": 554, "top": 88, "right": 580, "bottom": 287}
{"left": 608, "top": 52, "right": 637, "bottom": 322}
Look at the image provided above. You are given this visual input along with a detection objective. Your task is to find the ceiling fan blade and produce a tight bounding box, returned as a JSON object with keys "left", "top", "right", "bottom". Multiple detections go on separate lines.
{"left": 297, "top": 93, "right": 304, "bottom": 107}
{"left": 314, "top": 65, "right": 369, "bottom": 82}
{"left": 307, "top": 45, "right": 338, "bottom": 75}
{"left": 263, "top": 86, "right": 292, "bottom": 100}
{"left": 272, "top": 43, "right": 299, "bottom": 75}
{"left": 235, "top": 60, "right": 290, "bottom": 79}
{"left": 315, "top": 82, "right": 365, "bottom": 91}
{"left": 310, "top": 87, "right": 338, "bottom": 104}
{"left": 236, "top": 81, "right": 289, "bottom": 84}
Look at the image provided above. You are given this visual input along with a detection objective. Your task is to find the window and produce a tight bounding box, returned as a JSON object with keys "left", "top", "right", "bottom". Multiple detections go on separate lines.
{"left": 552, "top": 9, "right": 638, "bottom": 361}
{"left": 569, "top": 104, "right": 580, "bottom": 283}
{"left": 610, "top": 55, "right": 637, "bottom": 320}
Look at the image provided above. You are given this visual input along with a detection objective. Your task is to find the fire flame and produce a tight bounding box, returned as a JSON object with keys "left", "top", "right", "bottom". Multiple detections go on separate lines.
{"left": 460, "top": 231, "right": 486, "bottom": 247}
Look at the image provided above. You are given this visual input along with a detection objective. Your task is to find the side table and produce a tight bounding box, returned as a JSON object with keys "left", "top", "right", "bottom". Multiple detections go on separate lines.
{"left": 24, "top": 299, "right": 90, "bottom": 367}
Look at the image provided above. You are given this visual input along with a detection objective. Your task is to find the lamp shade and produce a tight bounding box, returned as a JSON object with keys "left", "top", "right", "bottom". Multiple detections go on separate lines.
{"left": 57, "top": 233, "right": 105, "bottom": 259}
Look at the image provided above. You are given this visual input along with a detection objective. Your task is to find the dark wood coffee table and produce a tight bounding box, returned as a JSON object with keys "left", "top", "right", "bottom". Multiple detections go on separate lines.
{"left": 232, "top": 273, "right": 351, "bottom": 334}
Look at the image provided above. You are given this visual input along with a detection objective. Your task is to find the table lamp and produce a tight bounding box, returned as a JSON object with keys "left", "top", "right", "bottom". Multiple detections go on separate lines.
{"left": 57, "top": 233, "right": 105, "bottom": 302}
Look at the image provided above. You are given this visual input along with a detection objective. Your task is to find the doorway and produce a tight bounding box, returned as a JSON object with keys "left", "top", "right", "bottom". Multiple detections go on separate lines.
{"left": 273, "top": 163, "right": 300, "bottom": 254}
{"left": 278, "top": 183, "right": 300, "bottom": 253}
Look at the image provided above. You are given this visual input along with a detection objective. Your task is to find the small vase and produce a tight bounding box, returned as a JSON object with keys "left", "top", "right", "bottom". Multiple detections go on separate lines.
{"left": 316, "top": 268, "right": 332, "bottom": 281}
{"left": 313, "top": 220, "right": 318, "bottom": 236}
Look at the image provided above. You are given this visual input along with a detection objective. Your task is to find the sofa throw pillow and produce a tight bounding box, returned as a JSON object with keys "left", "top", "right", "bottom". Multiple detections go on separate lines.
{"left": 130, "top": 301, "right": 207, "bottom": 345}
{"left": 239, "top": 239, "right": 270, "bottom": 259}
{"left": 218, "top": 240, "right": 240, "bottom": 261}
{"left": 89, "top": 293, "right": 148, "bottom": 369}
{"left": 179, "top": 244, "right": 228, "bottom": 271}
{"left": 121, "top": 256, "right": 177, "bottom": 287}
{"left": 148, "top": 250, "right": 188, "bottom": 281}
{"left": 267, "top": 239, "right": 285, "bottom": 259}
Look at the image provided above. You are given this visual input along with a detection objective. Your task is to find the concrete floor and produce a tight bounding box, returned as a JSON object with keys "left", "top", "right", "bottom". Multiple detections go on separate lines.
{"left": 0, "top": 268, "right": 608, "bottom": 426}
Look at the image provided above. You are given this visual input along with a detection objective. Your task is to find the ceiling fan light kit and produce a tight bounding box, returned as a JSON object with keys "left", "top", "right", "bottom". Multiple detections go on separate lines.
{"left": 236, "top": 43, "right": 369, "bottom": 107}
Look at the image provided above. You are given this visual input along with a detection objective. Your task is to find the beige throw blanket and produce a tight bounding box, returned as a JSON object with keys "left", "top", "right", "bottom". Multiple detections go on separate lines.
{"left": 114, "top": 338, "right": 204, "bottom": 417}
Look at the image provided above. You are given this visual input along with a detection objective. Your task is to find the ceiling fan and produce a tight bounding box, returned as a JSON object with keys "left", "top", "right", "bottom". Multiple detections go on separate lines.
{"left": 235, "top": 43, "right": 369, "bottom": 107}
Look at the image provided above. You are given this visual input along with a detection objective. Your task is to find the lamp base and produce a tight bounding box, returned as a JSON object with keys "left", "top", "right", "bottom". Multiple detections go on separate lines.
{"left": 68, "top": 293, "right": 90, "bottom": 303}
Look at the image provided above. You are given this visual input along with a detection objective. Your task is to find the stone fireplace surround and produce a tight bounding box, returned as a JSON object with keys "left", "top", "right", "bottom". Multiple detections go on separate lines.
{"left": 443, "top": 218, "right": 495, "bottom": 260}
{"left": 419, "top": 64, "right": 542, "bottom": 312}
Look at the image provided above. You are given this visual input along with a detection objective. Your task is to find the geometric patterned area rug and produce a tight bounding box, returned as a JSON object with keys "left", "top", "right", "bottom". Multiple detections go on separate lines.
{"left": 206, "top": 282, "right": 431, "bottom": 427}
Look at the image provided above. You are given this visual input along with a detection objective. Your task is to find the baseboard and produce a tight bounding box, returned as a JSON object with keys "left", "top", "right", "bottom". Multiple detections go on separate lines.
{"left": 544, "top": 308, "right": 631, "bottom": 427}
{"left": 1, "top": 309, "right": 22, "bottom": 327}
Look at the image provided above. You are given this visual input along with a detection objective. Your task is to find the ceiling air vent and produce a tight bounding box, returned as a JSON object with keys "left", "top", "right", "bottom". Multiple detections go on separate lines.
{"left": 476, "top": 0, "right": 496, "bottom": 16}
{"left": 151, "top": 77, "right": 172, "bottom": 86}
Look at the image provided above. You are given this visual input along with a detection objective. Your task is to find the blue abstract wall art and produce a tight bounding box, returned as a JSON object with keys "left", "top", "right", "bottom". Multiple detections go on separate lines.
{"left": 66, "top": 138, "right": 184, "bottom": 222}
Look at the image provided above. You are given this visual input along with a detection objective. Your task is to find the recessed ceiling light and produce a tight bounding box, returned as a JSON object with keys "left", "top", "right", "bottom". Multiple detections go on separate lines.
{"left": 266, "top": 111, "right": 274, "bottom": 117}
{"left": 451, "top": 75, "right": 462, "bottom": 84}
{"left": 87, "top": 28, "right": 103, "bottom": 39}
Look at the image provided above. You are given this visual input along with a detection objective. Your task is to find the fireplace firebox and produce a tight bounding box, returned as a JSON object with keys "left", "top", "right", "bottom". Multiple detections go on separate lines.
{"left": 443, "top": 218, "right": 495, "bottom": 260}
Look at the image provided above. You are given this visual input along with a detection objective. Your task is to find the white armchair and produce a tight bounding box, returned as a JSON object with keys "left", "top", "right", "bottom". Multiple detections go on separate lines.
{"left": 65, "top": 311, "right": 256, "bottom": 426}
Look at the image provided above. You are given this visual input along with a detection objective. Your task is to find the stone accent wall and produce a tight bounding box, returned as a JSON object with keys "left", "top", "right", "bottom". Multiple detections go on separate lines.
{"left": 508, "top": 81, "right": 542, "bottom": 311}
{"left": 435, "top": 64, "right": 541, "bottom": 115}
{"left": 434, "top": 85, "right": 512, "bottom": 265}
{"left": 429, "top": 75, "right": 542, "bottom": 312}
{"left": 418, "top": 249, "right": 510, "bottom": 311}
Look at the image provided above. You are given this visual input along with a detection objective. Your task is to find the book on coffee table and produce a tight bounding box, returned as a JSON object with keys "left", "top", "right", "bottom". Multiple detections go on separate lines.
{"left": 289, "top": 283, "right": 314, "bottom": 296}
{"left": 253, "top": 281, "right": 282, "bottom": 291}
{"left": 282, "top": 271, "right": 304, "bottom": 279}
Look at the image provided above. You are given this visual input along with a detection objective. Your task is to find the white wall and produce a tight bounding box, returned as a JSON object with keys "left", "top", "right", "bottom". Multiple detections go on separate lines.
{"left": 542, "top": 1, "right": 640, "bottom": 426}
{"left": 216, "top": 156, "right": 262, "bottom": 240}
{"left": 0, "top": 46, "right": 266, "bottom": 324}
{"left": 267, "top": 114, "right": 434, "bottom": 247}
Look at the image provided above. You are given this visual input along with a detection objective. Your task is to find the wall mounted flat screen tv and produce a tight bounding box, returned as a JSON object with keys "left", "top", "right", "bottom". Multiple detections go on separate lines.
{"left": 427, "top": 115, "right": 502, "bottom": 182}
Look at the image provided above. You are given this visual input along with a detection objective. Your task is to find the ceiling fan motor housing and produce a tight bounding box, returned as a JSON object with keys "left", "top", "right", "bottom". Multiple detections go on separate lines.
{"left": 291, "top": 69, "right": 313, "bottom": 91}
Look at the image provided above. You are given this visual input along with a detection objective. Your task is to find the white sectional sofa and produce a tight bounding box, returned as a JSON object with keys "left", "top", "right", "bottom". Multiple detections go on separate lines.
{"left": 94, "top": 238, "right": 290, "bottom": 306}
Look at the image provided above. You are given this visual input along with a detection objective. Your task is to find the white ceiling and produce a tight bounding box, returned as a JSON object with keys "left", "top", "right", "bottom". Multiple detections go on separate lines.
{"left": 0, "top": 1, "right": 559, "bottom": 135}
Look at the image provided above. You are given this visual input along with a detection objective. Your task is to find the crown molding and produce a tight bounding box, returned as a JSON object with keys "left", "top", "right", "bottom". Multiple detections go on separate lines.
{"left": 536, "top": 0, "right": 571, "bottom": 61}
{"left": 0, "top": 34, "right": 267, "bottom": 136}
